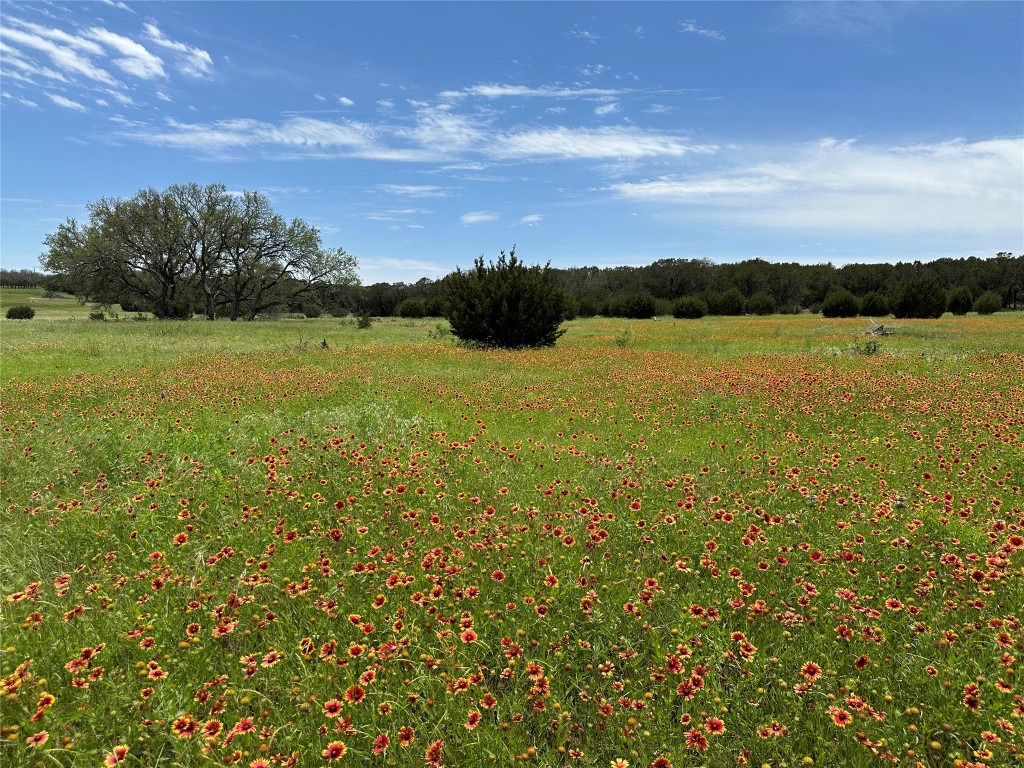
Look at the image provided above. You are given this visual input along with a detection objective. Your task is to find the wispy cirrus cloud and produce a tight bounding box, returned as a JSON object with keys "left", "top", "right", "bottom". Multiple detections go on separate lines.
{"left": 112, "top": 108, "right": 711, "bottom": 165}
{"left": 440, "top": 83, "right": 626, "bottom": 101}
{"left": 613, "top": 137, "right": 1024, "bottom": 235}
{"left": 87, "top": 27, "right": 165, "bottom": 79}
{"left": 461, "top": 211, "right": 498, "bottom": 225}
{"left": 679, "top": 19, "right": 725, "bottom": 42}
{"left": 378, "top": 184, "right": 450, "bottom": 198}
{"left": 491, "top": 126, "right": 715, "bottom": 160}
{"left": 0, "top": 13, "right": 213, "bottom": 110}
{"left": 142, "top": 22, "right": 212, "bottom": 77}
{"left": 782, "top": 2, "right": 907, "bottom": 36}
{"left": 46, "top": 93, "right": 87, "bottom": 111}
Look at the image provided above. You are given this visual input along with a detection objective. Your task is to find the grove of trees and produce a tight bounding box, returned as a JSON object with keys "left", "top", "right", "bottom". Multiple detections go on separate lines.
{"left": 37, "top": 183, "right": 358, "bottom": 319}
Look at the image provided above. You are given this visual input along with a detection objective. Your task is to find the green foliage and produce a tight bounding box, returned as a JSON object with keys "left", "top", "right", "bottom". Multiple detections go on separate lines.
{"left": 608, "top": 291, "right": 658, "bottom": 318}
{"left": 613, "top": 324, "right": 634, "bottom": 348}
{"left": 705, "top": 287, "right": 746, "bottom": 316}
{"left": 672, "top": 295, "right": 708, "bottom": 319}
{"left": 88, "top": 309, "right": 107, "bottom": 321}
{"left": 397, "top": 298, "right": 427, "bottom": 318}
{"left": 163, "top": 297, "right": 194, "bottom": 320}
{"left": 820, "top": 288, "right": 862, "bottom": 318}
{"left": 947, "top": 285, "right": 974, "bottom": 316}
{"left": 744, "top": 290, "right": 776, "bottom": 316}
{"left": 893, "top": 275, "right": 947, "bottom": 319}
{"left": 444, "top": 247, "right": 568, "bottom": 349}
{"left": 859, "top": 291, "right": 890, "bottom": 317}
{"left": 576, "top": 296, "right": 600, "bottom": 318}
{"left": 356, "top": 311, "right": 375, "bottom": 329}
{"left": 40, "top": 183, "right": 359, "bottom": 321}
{"left": 973, "top": 290, "right": 1002, "bottom": 315}
{"left": 5, "top": 304, "right": 35, "bottom": 320}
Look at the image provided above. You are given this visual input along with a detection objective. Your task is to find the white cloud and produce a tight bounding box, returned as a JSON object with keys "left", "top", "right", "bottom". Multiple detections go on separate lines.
{"left": 338, "top": 96, "right": 354, "bottom": 106}
{"left": 441, "top": 83, "right": 624, "bottom": 100}
{"left": 377, "top": 98, "right": 394, "bottom": 109}
{"left": 594, "top": 102, "right": 619, "bottom": 117}
{"left": 679, "top": 19, "right": 725, "bottom": 41}
{"left": 492, "top": 126, "right": 716, "bottom": 160}
{"left": 461, "top": 211, "right": 498, "bottom": 224}
{"left": 520, "top": 214, "right": 543, "bottom": 225}
{"left": 123, "top": 116, "right": 377, "bottom": 154}
{"left": 143, "top": 23, "right": 213, "bottom": 77}
{"left": 101, "top": 1, "right": 136, "bottom": 13}
{"left": 47, "top": 93, "right": 87, "bottom": 111}
{"left": 579, "top": 64, "right": 609, "bottom": 77}
{"left": 378, "top": 184, "right": 449, "bottom": 198}
{"left": 2, "top": 21, "right": 119, "bottom": 86}
{"left": 87, "top": 27, "right": 165, "bottom": 79}
{"left": 613, "top": 137, "right": 1024, "bottom": 235}
{"left": 569, "top": 25, "right": 601, "bottom": 44}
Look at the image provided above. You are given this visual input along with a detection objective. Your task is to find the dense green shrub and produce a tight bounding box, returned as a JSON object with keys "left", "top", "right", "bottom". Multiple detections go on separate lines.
{"left": 859, "top": 291, "right": 891, "bottom": 317}
{"left": 705, "top": 288, "right": 746, "bottom": 316}
{"left": 672, "top": 295, "right": 708, "bottom": 319}
{"left": 893, "top": 275, "right": 947, "bottom": 319}
{"left": 820, "top": 288, "right": 862, "bottom": 318}
{"left": 443, "top": 248, "right": 568, "bottom": 349}
{"left": 397, "top": 298, "right": 427, "bottom": 318}
{"left": 745, "top": 291, "right": 777, "bottom": 316}
{"left": 973, "top": 290, "right": 1002, "bottom": 315}
{"left": 5, "top": 305, "right": 35, "bottom": 320}
{"left": 576, "top": 297, "right": 600, "bottom": 318}
{"left": 947, "top": 286, "right": 974, "bottom": 316}
{"left": 609, "top": 292, "right": 658, "bottom": 319}
{"left": 163, "top": 297, "right": 194, "bottom": 320}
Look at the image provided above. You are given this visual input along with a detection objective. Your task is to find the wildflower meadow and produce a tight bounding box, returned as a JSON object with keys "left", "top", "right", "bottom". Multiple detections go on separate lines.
{"left": 1, "top": 312, "right": 1022, "bottom": 767}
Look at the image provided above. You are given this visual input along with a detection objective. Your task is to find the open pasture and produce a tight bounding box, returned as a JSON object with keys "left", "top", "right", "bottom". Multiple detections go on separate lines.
{"left": 1, "top": 315, "right": 1022, "bottom": 767}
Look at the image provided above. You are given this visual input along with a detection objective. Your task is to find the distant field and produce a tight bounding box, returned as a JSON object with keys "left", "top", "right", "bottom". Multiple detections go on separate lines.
{"left": 1, "top": 315, "right": 1022, "bottom": 767}
{"left": 0, "top": 287, "right": 148, "bottom": 321}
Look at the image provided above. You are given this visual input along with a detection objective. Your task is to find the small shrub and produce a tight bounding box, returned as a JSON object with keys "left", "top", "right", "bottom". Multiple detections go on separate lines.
{"left": 163, "top": 298, "right": 194, "bottom": 320}
{"left": 973, "top": 290, "right": 1002, "bottom": 315}
{"left": 5, "top": 305, "right": 35, "bottom": 320}
{"left": 609, "top": 292, "right": 657, "bottom": 319}
{"left": 357, "top": 311, "right": 375, "bottom": 330}
{"left": 704, "top": 288, "right": 746, "bottom": 316}
{"left": 947, "top": 286, "right": 974, "bottom": 316}
{"left": 444, "top": 247, "right": 568, "bottom": 349}
{"left": 613, "top": 325, "right": 633, "bottom": 348}
{"left": 893, "top": 275, "right": 947, "bottom": 319}
{"left": 302, "top": 303, "right": 323, "bottom": 319}
{"left": 88, "top": 310, "right": 107, "bottom": 321}
{"left": 672, "top": 295, "right": 708, "bottom": 319}
{"left": 745, "top": 291, "right": 777, "bottom": 316}
{"left": 859, "top": 291, "right": 890, "bottom": 317}
{"left": 821, "top": 288, "right": 862, "bottom": 318}
{"left": 397, "top": 299, "right": 427, "bottom": 319}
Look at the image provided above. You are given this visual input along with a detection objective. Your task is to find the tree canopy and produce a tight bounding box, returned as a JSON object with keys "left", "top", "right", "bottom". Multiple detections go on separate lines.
{"left": 41, "top": 183, "right": 358, "bottom": 319}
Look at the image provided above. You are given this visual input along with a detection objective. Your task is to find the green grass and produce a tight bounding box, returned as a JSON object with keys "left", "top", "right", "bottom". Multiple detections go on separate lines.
{"left": 1, "top": 314, "right": 1022, "bottom": 767}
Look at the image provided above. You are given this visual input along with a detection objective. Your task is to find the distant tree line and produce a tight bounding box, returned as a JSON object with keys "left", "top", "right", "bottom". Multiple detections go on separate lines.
{"left": 345, "top": 252, "right": 1020, "bottom": 320}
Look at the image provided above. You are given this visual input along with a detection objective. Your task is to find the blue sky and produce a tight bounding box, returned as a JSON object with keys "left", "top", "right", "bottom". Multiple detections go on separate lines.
{"left": 2, "top": 1, "right": 1021, "bottom": 285}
